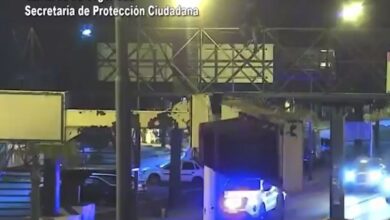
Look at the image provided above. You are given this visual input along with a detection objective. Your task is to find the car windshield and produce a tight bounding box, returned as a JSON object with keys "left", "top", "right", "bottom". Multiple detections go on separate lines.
{"left": 225, "top": 179, "right": 261, "bottom": 191}
{"left": 94, "top": 175, "right": 116, "bottom": 184}
{"left": 354, "top": 158, "right": 383, "bottom": 170}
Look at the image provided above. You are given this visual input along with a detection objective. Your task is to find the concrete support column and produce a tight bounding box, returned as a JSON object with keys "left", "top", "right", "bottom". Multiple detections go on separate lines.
{"left": 203, "top": 166, "right": 217, "bottom": 220}
{"left": 191, "top": 94, "right": 211, "bottom": 150}
{"left": 203, "top": 131, "right": 228, "bottom": 220}
{"left": 330, "top": 108, "right": 345, "bottom": 220}
{"left": 373, "top": 121, "right": 380, "bottom": 157}
{"left": 42, "top": 158, "right": 61, "bottom": 216}
{"left": 281, "top": 121, "right": 304, "bottom": 192}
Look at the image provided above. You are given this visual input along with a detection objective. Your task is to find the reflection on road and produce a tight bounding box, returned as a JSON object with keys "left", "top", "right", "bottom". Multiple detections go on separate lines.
{"left": 345, "top": 193, "right": 390, "bottom": 220}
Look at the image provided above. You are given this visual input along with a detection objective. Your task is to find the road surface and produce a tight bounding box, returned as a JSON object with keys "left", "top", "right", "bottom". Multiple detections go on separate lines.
{"left": 345, "top": 193, "right": 390, "bottom": 220}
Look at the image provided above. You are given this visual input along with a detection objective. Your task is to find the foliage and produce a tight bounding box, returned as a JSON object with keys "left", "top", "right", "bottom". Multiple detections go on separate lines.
{"left": 148, "top": 112, "right": 176, "bottom": 129}
{"left": 75, "top": 126, "right": 113, "bottom": 150}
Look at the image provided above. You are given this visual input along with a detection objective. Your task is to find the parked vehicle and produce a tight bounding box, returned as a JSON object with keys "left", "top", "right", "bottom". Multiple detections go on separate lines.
{"left": 343, "top": 157, "right": 388, "bottom": 192}
{"left": 140, "top": 160, "right": 203, "bottom": 186}
{"left": 81, "top": 173, "right": 146, "bottom": 205}
{"left": 223, "top": 178, "right": 286, "bottom": 219}
{"left": 381, "top": 176, "right": 390, "bottom": 204}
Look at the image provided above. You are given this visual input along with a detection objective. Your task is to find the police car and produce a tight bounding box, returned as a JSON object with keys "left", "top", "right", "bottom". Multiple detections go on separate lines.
{"left": 140, "top": 160, "right": 203, "bottom": 185}
{"left": 343, "top": 157, "right": 387, "bottom": 192}
{"left": 82, "top": 173, "right": 146, "bottom": 205}
{"left": 222, "top": 178, "right": 286, "bottom": 219}
{"left": 381, "top": 176, "right": 390, "bottom": 204}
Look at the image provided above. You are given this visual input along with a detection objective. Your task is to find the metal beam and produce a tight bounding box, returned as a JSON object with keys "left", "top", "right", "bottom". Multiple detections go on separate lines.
{"left": 133, "top": 92, "right": 390, "bottom": 102}
{"left": 329, "top": 107, "right": 345, "bottom": 219}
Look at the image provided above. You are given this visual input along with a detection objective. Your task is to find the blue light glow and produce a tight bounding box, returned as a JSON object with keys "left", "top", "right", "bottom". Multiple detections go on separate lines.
{"left": 224, "top": 197, "right": 243, "bottom": 211}
{"left": 54, "top": 160, "right": 61, "bottom": 215}
{"left": 383, "top": 177, "right": 390, "bottom": 192}
{"left": 344, "top": 170, "right": 356, "bottom": 183}
{"left": 80, "top": 25, "right": 94, "bottom": 38}
{"left": 82, "top": 29, "right": 92, "bottom": 37}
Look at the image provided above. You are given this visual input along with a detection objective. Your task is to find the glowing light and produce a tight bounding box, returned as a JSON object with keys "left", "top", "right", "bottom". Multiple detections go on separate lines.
{"left": 368, "top": 170, "right": 382, "bottom": 183}
{"left": 382, "top": 177, "right": 390, "bottom": 192}
{"left": 344, "top": 170, "right": 356, "bottom": 182}
{"left": 284, "top": 101, "right": 291, "bottom": 109}
{"left": 360, "top": 159, "right": 368, "bottom": 164}
{"left": 224, "top": 198, "right": 243, "bottom": 210}
{"left": 80, "top": 24, "right": 94, "bottom": 38}
{"left": 175, "top": 0, "right": 202, "bottom": 8}
{"left": 82, "top": 29, "right": 92, "bottom": 37}
{"left": 341, "top": 2, "right": 364, "bottom": 23}
{"left": 145, "top": 130, "right": 153, "bottom": 144}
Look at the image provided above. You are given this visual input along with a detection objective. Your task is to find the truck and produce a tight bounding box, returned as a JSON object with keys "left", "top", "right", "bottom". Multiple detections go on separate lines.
{"left": 199, "top": 115, "right": 285, "bottom": 220}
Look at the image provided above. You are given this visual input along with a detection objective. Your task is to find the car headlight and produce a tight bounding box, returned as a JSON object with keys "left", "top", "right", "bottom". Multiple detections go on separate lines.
{"left": 368, "top": 170, "right": 383, "bottom": 183}
{"left": 344, "top": 171, "right": 356, "bottom": 183}
{"left": 224, "top": 198, "right": 245, "bottom": 211}
{"left": 382, "top": 177, "right": 390, "bottom": 192}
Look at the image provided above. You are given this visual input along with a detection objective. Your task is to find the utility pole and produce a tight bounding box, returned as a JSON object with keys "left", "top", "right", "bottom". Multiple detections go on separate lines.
{"left": 115, "top": 0, "right": 135, "bottom": 219}
{"left": 329, "top": 107, "right": 345, "bottom": 220}
{"left": 169, "top": 125, "right": 183, "bottom": 208}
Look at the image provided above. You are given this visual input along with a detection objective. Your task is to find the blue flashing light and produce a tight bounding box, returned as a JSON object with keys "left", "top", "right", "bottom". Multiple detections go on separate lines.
{"left": 383, "top": 177, "right": 390, "bottom": 192}
{"left": 224, "top": 197, "right": 243, "bottom": 211}
{"left": 80, "top": 24, "right": 94, "bottom": 39}
{"left": 344, "top": 170, "right": 356, "bottom": 183}
{"left": 54, "top": 160, "right": 61, "bottom": 215}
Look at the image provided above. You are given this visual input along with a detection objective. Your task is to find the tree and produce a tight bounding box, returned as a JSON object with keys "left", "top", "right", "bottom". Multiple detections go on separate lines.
{"left": 148, "top": 112, "right": 175, "bottom": 148}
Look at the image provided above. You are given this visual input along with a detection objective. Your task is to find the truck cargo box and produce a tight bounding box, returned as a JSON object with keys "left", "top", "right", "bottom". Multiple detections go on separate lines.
{"left": 200, "top": 115, "right": 280, "bottom": 183}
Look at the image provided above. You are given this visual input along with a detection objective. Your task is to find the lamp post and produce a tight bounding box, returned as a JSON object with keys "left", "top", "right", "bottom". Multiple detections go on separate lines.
{"left": 328, "top": 3, "right": 366, "bottom": 219}
{"left": 340, "top": 1, "right": 365, "bottom": 24}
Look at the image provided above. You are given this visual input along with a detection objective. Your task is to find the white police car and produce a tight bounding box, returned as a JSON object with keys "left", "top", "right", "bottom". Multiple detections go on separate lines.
{"left": 380, "top": 176, "right": 390, "bottom": 203}
{"left": 343, "top": 157, "right": 387, "bottom": 192}
{"left": 140, "top": 160, "right": 203, "bottom": 185}
{"left": 222, "top": 178, "right": 286, "bottom": 219}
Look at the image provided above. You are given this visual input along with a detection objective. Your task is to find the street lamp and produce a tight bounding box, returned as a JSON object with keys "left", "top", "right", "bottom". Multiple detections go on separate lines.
{"left": 80, "top": 24, "right": 94, "bottom": 39}
{"left": 340, "top": 1, "right": 365, "bottom": 23}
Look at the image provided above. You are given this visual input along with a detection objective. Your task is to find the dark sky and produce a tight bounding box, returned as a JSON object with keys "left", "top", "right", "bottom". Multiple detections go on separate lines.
{"left": 1, "top": 0, "right": 390, "bottom": 97}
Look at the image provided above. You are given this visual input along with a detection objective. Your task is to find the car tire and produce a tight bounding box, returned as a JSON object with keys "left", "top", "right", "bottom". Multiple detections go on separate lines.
{"left": 147, "top": 174, "right": 161, "bottom": 185}
{"left": 192, "top": 177, "right": 203, "bottom": 187}
{"left": 257, "top": 203, "right": 267, "bottom": 220}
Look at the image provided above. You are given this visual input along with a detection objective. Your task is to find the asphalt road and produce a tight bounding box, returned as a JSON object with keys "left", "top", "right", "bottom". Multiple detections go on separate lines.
{"left": 285, "top": 190, "right": 390, "bottom": 220}
{"left": 94, "top": 161, "right": 390, "bottom": 220}
{"left": 96, "top": 189, "right": 390, "bottom": 220}
{"left": 345, "top": 193, "right": 390, "bottom": 220}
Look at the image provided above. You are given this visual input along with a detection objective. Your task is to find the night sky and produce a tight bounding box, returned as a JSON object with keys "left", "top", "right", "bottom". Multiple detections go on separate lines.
{"left": 1, "top": 0, "right": 390, "bottom": 107}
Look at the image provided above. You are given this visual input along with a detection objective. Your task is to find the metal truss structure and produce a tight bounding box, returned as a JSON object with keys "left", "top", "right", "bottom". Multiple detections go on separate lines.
{"left": 97, "top": 26, "right": 390, "bottom": 95}
{"left": 97, "top": 27, "right": 274, "bottom": 93}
